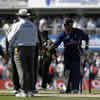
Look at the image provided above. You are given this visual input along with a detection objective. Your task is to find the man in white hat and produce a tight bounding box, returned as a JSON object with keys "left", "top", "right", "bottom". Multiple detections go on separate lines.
{"left": 7, "top": 9, "right": 39, "bottom": 97}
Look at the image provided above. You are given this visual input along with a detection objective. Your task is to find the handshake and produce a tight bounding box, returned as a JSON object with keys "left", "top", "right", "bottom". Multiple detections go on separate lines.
{"left": 48, "top": 44, "right": 55, "bottom": 51}
{"left": 50, "top": 44, "right": 57, "bottom": 49}
{"left": 46, "top": 44, "right": 56, "bottom": 54}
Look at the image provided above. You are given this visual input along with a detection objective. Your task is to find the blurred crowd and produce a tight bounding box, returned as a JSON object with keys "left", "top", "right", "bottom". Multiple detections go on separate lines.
{"left": 1, "top": 15, "right": 100, "bottom": 35}
{"left": 0, "top": 56, "right": 12, "bottom": 79}
{"left": 39, "top": 15, "right": 100, "bottom": 34}
{"left": 50, "top": 50, "right": 100, "bottom": 80}
{"left": 1, "top": 50, "right": 100, "bottom": 80}
{"left": 82, "top": 51, "right": 100, "bottom": 79}
{"left": 0, "top": 15, "right": 100, "bottom": 80}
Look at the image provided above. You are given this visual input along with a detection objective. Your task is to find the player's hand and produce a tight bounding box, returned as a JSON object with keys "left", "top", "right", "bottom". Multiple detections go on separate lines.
{"left": 4, "top": 51, "right": 9, "bottom": 61}
{"left": 36, "top": 42, "right": 42, "bottom": 48}
{"left": 85, "top": 45, "right": 88, "bottom": 50}
{"left": 51, "top": 44, "right": 56, "bottom": 49}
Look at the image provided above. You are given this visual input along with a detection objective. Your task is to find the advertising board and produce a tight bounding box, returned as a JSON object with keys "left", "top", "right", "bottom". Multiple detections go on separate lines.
{"left": 0, "top": 79, "right": 100, "bottom": 90}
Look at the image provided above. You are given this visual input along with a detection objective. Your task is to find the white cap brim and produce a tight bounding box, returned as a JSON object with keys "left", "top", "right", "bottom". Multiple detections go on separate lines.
{"left": 16, "top": 13, "right": 30, "bottom": 16}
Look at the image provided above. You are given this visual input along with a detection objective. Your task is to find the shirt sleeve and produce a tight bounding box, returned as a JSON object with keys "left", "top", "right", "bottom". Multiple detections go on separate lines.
{"left": 7, "top": 23, "right": 19, "bottom": 47}
{"left": 54, "top": 32, "right": 64, "bottom": 47}
{"left": 33, "top": 25, "right": 39, "bottom": 44}
{"left": 79, "top": 30, "right": 89, "bottom": 41}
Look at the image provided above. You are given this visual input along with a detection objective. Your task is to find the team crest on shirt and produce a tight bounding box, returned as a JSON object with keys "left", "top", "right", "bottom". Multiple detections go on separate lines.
{"left": 65, "top": 34, "right": 70, "bottom": 40}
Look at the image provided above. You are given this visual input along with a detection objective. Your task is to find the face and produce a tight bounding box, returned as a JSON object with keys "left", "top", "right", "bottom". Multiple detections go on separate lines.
{"left": 64, "top": 23, "right": 72, "bottom": 31}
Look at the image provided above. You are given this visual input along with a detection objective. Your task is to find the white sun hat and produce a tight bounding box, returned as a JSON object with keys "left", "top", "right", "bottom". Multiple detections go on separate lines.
{"left": 16, "top": 9, "right": 30, "bottom": 16}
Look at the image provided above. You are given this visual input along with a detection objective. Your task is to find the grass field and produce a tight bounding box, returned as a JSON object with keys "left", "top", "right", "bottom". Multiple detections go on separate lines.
{"left": 0, "top": 89, "right": 100, "bottom": 100}
{"left": 0, "top": 96, "right": 100, "bottom": 100}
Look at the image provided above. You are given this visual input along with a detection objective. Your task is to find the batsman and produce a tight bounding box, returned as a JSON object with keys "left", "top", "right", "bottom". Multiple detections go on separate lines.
{"left": 51, "top": 18, "right": 89, "bottom": 93}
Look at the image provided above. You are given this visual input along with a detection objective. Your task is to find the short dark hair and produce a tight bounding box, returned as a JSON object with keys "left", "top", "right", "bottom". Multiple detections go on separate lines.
{"left": 64, "top": 18, "right": 73, "bottom": 25}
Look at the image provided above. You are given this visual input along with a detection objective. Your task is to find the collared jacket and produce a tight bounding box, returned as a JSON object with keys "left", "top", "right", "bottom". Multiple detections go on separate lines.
{"left": 7, "top": 18, "right": 39, "bottom": 48}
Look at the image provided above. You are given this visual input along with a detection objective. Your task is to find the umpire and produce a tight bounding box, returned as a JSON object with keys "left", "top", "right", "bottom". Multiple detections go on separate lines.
{"left": 5, "top": 17, "right": 21, "bottom": 94}
{"left": 7, "top": 9, "right": 39, "bottom": 97}
{"left": 5, "top": 38, "right": 20, "bottom": 94}
{"left": 52, "top": 18, "right": 89, "bottom": 93}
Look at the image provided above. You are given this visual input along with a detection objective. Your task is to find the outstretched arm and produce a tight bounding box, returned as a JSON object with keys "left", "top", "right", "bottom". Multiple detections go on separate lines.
{"left": 52, "top": 32, "right": 65, "bottom": 48}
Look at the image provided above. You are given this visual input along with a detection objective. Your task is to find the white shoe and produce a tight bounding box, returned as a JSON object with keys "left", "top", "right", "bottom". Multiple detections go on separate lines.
{"left": 12, "top": 89, "right": 21, "bottom": 94}
{"left": 27, "top": 91, "right": 34, "bottom": 97}
{"left": 12, "top": 90, "right": 18, "bottom": 94}
{"left": 16, "top": 92, "right": 27, "bottom": 97}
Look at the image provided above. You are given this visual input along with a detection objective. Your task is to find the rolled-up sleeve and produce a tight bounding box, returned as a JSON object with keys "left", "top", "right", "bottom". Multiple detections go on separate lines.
{"left": 54, "top": 32, "right": 64, "bottom": 47}
{"left": 7, "top": 23, "right": 19, "bottom": 47}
